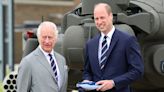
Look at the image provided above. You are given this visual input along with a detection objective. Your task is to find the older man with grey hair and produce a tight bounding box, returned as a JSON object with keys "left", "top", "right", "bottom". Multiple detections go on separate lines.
{"left": 17, "top": 21, "right": 68, "bottom": 92}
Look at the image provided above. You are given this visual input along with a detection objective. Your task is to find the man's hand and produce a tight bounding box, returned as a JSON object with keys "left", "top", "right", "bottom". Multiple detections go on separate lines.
{"left": 96, "top": 80, "right": 115, "bottom": 91}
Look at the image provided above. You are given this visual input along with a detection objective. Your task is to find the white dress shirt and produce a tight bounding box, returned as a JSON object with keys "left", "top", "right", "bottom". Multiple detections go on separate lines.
{"left": 98, "top": 26, "right": 115, "bottom": 61}
{"left": 39, "top": 45, "right": 62, "bottom": 88}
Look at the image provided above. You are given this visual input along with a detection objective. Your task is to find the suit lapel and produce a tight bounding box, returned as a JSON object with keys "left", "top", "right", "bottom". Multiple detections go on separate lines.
{"left": 106, "top": 30, "right": 119, "bottom": 58}
{"left": 91, "top": 30, "right": 119, "bottom": 72}
{"left": 93, "top": 34, "right": 102, "bottom": 72}
{"left": 54, "top": 52, "right": 64, "bottom": 85}
{"left": 34, "top": 47, "right": 57, "bottom": 82}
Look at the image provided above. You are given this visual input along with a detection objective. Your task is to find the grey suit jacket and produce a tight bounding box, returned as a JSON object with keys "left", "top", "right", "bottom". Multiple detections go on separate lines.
{"left": 16, "top": 47, "right": 68, "bottom": 92}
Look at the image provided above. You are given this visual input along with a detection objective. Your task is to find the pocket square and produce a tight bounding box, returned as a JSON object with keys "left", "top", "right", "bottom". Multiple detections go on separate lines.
{"left": 64, "top": 65, "right": 69, "bottom": 70}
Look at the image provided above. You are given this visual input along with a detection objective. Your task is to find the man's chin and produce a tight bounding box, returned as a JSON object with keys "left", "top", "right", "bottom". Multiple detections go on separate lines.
{"left": 43, "top": 48, "right": 52, "bottom": 53}
{"left": 99, "top": 29, "right": 106, "bottom": 32}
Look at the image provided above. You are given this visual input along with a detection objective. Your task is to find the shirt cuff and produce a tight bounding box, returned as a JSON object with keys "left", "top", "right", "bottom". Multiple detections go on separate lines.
{"left": 112, "top": 80, "right": 115, "bottom": 87}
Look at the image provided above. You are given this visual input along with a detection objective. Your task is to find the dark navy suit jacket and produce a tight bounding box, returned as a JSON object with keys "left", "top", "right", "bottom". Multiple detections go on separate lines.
{"left": 82, "top": 29, "right": 144, "bottom": 92}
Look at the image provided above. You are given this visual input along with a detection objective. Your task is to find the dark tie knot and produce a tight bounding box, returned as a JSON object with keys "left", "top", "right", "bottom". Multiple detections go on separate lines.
{"left": 48, "top": 54, "right": 52, "bottom": 57}
{"left": 104, "top": 36, "right": 107, "bottom": 39}
{"left": 48, "top": 54, "right": 53, "bottom": 62}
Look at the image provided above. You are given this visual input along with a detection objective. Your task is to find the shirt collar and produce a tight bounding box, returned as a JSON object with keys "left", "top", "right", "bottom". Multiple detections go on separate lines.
{"left": 39, "top": 45, "right": 54, "bottom": 56}
{"left": 101, "top": 26, "right": 115, "bottom": 38}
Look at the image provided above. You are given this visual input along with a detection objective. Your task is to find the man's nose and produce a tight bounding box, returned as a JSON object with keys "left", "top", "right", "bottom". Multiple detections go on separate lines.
{"left": 96, "top": 20, "right": 101, "bottom": 25}
{"left": 45, "top": 37, "right": 50, "bottom": 42}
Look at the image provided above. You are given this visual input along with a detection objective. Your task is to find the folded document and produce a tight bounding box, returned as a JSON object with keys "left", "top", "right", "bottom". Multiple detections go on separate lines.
{"left": 76, "top": 82, "right": 100, "bottom": 90}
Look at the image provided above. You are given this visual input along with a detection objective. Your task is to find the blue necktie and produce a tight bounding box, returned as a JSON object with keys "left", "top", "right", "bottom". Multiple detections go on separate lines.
{"left": 48, "top": 54, "right": 58, "bottom": 81}
{"left": 100, "top": 36, "right": 108, "bottom": 69}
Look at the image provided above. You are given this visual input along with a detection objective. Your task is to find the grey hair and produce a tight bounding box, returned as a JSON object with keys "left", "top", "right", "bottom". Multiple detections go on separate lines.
{"left": 37, "top": 21, "right": 58, "bottom": 38}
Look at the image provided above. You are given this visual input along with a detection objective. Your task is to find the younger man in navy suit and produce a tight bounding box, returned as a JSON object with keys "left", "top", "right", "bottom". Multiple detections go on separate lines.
{"left": 81, "top": 3, "right": 144, "bottom": 92}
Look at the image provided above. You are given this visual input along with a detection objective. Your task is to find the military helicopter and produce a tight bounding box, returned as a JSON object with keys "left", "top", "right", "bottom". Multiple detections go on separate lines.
{"left": 22, "top": 0, "right": 164, "bottom": 92}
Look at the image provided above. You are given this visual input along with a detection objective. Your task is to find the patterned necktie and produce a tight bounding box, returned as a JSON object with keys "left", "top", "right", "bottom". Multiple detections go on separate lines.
{"left": 48, "top": 54, "right": 58, "bottom": 81}
{"left": 100, "top": 36, "right": 108, "bottom": 69}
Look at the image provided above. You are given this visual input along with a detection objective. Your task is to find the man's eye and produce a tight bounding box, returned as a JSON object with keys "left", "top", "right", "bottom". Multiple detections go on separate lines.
{"left": 48, "top": 36, "right": 53, "bottom": 39}
{"left": 42, "top": 36, "right": 47, "bottom": 39}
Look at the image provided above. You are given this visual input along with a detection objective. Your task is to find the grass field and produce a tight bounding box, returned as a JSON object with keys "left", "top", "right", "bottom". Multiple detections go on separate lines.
{"left": 0, "top": 81, "right": 3, "bottom": 92}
